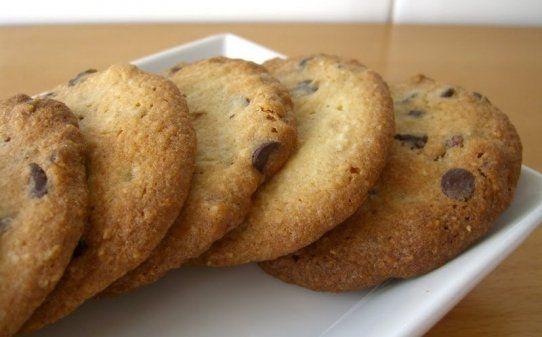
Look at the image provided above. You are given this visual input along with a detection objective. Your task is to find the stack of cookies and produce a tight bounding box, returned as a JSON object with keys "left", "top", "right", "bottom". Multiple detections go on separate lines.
{"left": 0, "top": 54, "right": 522, "bottom": 337}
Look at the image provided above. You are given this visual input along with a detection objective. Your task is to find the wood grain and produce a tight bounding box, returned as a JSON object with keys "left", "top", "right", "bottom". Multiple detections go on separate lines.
{"left": 0, "top": 23, "right": 540, "bottom": 337}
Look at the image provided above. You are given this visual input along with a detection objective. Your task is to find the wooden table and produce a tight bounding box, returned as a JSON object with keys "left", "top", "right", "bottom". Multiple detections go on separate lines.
{"left": 1, "top": 24, "right": 540, "bottom": 336}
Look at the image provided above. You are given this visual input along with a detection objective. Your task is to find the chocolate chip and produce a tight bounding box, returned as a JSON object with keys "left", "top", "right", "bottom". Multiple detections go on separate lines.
{"left": 394, "top": 134, "right": 428, "bottom": 149}
{"left": 68, "top": 69, "right": 97, "bottom": 87}
{"left": 441, "top": 168, "right": 475, "bottom": 201}
{"left": 293, "top": 80, "right": 318, "bottom": 95}
{"left": 243, "top": 97, "right": 250, "bottom": 106}
{"left": 408, "top": 109, "right": 425, "bottom": 118}
{"left": 349, "top": 166, "right": 360, "bottom": 174}
{"left": 446, "top": 135, "right": 464, "bottom": 148}
{"left": 0, "top": 217, "right": 12, "bottom": 235}
{"left": 72, "top": 239, "right": 88, "bottom": 258}
{"left": 299, "top": 57, "right": 313, "bottom": 68}
{"left": 252, "top": 142, "right": 281, "bottom": 173}
{"left": 441, "top": 88, "right": 456, "bottom": 98}
{"left": 29, "top": 163, "right": 48, "bottom": 198}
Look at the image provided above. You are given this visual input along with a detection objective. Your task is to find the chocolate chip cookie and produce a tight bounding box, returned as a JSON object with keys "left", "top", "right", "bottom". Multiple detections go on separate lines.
{"left": 103, "top": 57, "right": 297, "bottom": 295}
{"left": 260, "top": 75, "right": 522, "bottom": 292}
{"left": 0, "top": 95, "right": 87, "bottom": 337}
{"left": 197, "top": 54, "right": 394, "bottom": 266}
{"left": 20, "top": 65, "right": 196, "bottom": 332}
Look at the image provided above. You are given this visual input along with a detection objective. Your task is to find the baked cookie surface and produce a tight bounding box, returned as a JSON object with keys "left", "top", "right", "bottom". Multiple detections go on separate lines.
{"left": 0, "top": 95, "right": 87, "bottom": 337}
{"left": 21, "top": 65, "right": 196, "bottom": 331}
{"left": 260, "top": 75, "right": 522, "bottom": 292}
{"left": 104, "top": 57, "right": 296, "bottom": 295}
{"left": 198, "top": 54, "right": 394, "bottom": 266}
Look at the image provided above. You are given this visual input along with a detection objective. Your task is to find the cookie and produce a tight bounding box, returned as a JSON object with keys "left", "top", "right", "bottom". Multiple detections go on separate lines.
{"left": 197, "top": 54, "right": 394, "bottom": 266}
{"left": 20, "top": 65, "right": 196, "bottom": 332}
{"left": 260, "top": 75, "right": 522, "bottom": 292}
{"left": 0, "top": 95, "right": 87, "bottom": 337}
{"left": 103, "top": 57, "right": 297, "bottom": 295}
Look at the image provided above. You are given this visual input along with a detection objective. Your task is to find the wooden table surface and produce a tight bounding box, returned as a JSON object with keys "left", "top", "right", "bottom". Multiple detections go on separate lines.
{"left": 1, "top": 24, "right": 540, "bottom": 336}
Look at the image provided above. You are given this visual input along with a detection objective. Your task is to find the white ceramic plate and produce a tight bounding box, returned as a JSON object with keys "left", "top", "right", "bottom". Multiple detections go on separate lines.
{"left": 32, "top": 34, "right": 542, "bottom": 337}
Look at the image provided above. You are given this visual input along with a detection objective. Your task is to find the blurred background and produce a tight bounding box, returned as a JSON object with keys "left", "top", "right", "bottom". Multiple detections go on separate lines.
{"left": 2, "top": 0, "right": 542, "bottom": 26}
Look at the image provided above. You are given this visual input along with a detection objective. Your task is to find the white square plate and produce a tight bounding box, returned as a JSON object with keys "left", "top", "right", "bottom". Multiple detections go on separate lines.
{"left": 32, "top": 34, "right": 542, "bottom": 337}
